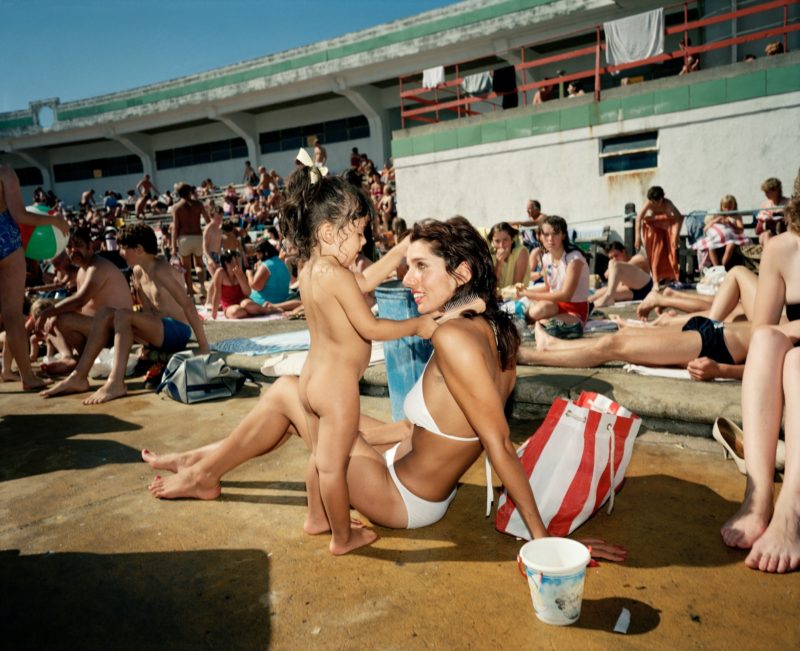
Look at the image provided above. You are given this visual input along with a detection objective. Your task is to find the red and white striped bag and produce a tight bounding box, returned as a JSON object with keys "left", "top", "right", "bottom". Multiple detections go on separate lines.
{"left": 494, "top": 391, "right": 640, "bottom": 539}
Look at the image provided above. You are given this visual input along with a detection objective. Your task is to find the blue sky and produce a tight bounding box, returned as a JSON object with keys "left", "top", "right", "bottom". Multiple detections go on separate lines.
{"left": 1, "top": 0, "right": 458, "bottom": 113}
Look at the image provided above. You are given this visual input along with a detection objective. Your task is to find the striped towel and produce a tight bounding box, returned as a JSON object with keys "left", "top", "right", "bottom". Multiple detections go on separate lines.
{"left": 691, "top": 224, "right": 750, "bottom": 251}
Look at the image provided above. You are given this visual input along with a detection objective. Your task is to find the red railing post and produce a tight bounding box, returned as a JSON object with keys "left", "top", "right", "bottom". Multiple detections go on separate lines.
{"left": 455, "top": 64, "right": 461, "bottom": 119}
{"left": 594, "top": 25, "right": 601, "bottom": 102}
{"left": 784, "top": 4, "right": 789, "bottom": 52}
{"left": 399, "top": 75, "right": 405, "bottom": 129}
{"left": 521, "top": 45, "right": 528, "bottom": 106}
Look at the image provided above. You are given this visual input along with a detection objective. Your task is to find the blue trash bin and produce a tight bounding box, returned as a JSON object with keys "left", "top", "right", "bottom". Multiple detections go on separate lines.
{"left": 374, "top": 280, "right": 433, "bottom": 421}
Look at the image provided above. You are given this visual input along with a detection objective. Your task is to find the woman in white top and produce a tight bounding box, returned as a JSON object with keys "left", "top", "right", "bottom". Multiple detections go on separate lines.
{"left": 518, "top": 215, "right": 590, "bottom": 324}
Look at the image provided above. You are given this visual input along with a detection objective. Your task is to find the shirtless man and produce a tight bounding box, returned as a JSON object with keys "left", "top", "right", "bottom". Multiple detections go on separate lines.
{"left": 41, "top": 223, "right": 209, "bottom": 403}
{"left": 257, "top": 166, "right": 270, "bottom": 198}
{"left": 519, "top": 318, "right": 752, "bottom": 381}
{"left": 590, "top": 241, "right": 653, "bottom": 307}
{"left": 242, "top": 161, "right": 258, "bottom": 187}
{"left": 172, "top": 182, "right": 208, "bottom": 298}
{"left": 202, "top": 206, "right": 223, "bottom": 279}
{"left": 79, "top": 189, "right": 96, "bottom": 212}
{"left": 135, "top": 174, "right": 159, "bottom": 219}
{"left": 36, "top": 227, "right": 132, "bottom": 376}
{"left": 377, "top": 185, "right": 395, "bottom": 230}
{"left": 313, "top": 139, "right": 327, "bottom": 167}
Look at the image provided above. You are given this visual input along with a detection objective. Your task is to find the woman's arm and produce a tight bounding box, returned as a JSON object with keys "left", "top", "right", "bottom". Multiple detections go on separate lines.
{"left": 634, "top": 202, "right": 651, "bottom": 250}
{"left": 521, "top": 257, "right": 583, "bottom": 303}
{"left": 433, "top": 325, "right": 548, "bottom": 539}
{"left": 751, "top": 237, "right": 787, "bottom": 327}
{"left": 248, "top": 263, "right": 270, "bottom": 292}
{"left": 1, "top": 167, "right": 68, "bottom": 232}
{"left": 512, "top": 247, "right": 529, "bottom": 285}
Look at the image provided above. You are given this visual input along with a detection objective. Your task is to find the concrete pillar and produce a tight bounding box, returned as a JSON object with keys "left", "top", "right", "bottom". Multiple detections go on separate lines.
{"left": 8, "top": 147, "right": 53, "bottom": 189}
{"left": 209, "top": 110, "right": 259, "bottom": 167}
{"left": 109, "top": 131, "right": 155, "bottom": 182}
{"left": 334, "top": 79, "right": 390, "bottom": 165}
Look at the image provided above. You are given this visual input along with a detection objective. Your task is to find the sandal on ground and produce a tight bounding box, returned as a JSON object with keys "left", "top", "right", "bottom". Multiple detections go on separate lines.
{"left": 711, "top": 417, "right": 785, "bottom": 474}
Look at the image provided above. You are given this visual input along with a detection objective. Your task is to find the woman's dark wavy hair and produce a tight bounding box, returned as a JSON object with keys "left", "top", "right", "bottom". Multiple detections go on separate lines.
{"left": 410, "top": 217, "right": 520, "bottom": 370}
{"left": 279, "top": 164, "right": 374, "bottom": 260}
{"left": 255, "top": 238, "right": 280, "bottom": 260}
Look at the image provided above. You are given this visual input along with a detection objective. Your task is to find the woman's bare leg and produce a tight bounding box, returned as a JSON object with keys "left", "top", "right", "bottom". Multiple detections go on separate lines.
{"left": 637, "top": 290, "right": 713, "bottom": 320}
{"left": 745, "top": 346, "right": 800, "bottom": 573}
{"left": 148, "top": 376, "right": 308, "bottom": 499}
{"left": 721, "top": 326, "right": 789, "bottom": 549}
{"left": 708, "top": 266, "right": 757, "bottom": 322}
{"left": 0, "top": 249, "right": 46, "bottom": 389}
{"left": 524, "top": 300, "right": 559, "bottom": 324}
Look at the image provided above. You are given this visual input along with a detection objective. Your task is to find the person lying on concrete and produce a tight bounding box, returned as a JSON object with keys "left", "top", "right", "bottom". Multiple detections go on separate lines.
{"left": 518, "top": 316, "right": 763, "bottom": 381}
{"left": 629, "top": 265, "right": 758, "bottom": 327}
{"left": 722, "top": 196, "right": 800, "bottom": 573}
{"left": 36, "top": 227, "right": 133, "bottom": 376}
{"left": 589, "top": 241, "right": 652, "bottom": 308}
{"left": 41, "top": 223, "right": 209, "bottom": 403}
{"left": 142, "top": 218, "right": 626, "bottom": 562}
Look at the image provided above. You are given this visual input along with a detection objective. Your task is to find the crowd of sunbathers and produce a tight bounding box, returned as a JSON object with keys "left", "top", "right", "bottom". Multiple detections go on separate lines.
{"left": 2, "top": 155, "right": 798, "bottom": 572}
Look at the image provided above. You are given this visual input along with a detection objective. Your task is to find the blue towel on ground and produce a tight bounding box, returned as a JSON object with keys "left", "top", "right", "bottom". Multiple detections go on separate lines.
{"left": 211, "top": 329, "right": 310, "bottom": 356}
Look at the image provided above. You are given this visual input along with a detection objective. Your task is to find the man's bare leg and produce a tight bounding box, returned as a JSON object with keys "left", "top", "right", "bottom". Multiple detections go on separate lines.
{"left": 722, "top": 327, "right": 789, "bottom": 550}
{"left": 40, "top": 308, "right": 117, "bottom": 397}
{"left": 594, "top": 260, "right": 648, "bottom": 308}
{"left": 148, "top": 376, "right": 305, "bottom": 499}
{"left": 82, "top": 309, "right": 135, "bottom": 404}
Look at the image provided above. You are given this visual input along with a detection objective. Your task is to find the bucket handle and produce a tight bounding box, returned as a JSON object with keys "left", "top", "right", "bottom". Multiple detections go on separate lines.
{"left": 516, "top": 555, "right": 542, "bottom": 586}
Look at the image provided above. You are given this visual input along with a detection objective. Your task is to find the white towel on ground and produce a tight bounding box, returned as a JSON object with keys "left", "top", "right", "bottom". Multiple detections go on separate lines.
{"left": 422, "top": 65, "right": 445, "bottom": 89}
{"left": 604, "top": 8, "right": 664, "bottom": 67}
{"left": 261, "top": 341, "right": 385, "bottom": 377}
{"left": 623, "top": 363, "right": 735, "bottom": 382}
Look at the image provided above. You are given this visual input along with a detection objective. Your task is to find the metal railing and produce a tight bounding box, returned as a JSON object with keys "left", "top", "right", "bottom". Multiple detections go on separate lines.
{"left": 399, "top": 0, "right": 799, "bottom": 128}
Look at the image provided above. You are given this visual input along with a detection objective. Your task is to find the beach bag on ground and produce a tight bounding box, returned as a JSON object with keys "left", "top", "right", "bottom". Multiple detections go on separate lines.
{"left": 495, "top": 392, "right": 641, "bottom": 539}
{"left": 156, "top": 351, "right": 245, "bottom": 404}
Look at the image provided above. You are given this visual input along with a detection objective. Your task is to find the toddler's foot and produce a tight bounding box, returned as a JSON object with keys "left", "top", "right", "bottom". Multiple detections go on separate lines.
{"left": 329, "top": 525, "right": 379, "bottom": 556}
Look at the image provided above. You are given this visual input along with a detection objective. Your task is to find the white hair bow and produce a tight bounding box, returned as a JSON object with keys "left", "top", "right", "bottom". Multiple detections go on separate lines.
{"left": 295, "top": 148, "right": 328, "bottom": 185}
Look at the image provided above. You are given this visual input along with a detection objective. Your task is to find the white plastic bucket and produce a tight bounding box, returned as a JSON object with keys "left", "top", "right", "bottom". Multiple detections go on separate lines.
{"left": 518, "top": 538, "right": 591, "bottom": 625}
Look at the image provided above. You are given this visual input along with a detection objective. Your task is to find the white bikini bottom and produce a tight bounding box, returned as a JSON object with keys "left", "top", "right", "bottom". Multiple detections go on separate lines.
{"left": 384, "top": 443, "right": 457, "bottom": 529}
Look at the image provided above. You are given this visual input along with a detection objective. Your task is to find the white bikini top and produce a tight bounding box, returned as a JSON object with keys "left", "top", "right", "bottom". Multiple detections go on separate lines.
{"left": 403, "top": 358, "right": 479, "bottom": 442}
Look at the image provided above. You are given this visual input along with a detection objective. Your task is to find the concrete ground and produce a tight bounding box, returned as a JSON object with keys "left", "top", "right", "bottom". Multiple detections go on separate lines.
{"left": 2, "top": 308, "right": 798, "bottom": 649}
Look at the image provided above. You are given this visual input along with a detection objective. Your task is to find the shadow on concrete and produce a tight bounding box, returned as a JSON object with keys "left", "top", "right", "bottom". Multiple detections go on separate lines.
{"left": 0, "top": 548, "right": 270, "bottom": 650}
{"left": 356, "top": 474, "right": 741, "bottom": 570}
{"left": 0, "top": 413, "right": 142, "bottom": 482}
{"left": 576, "top": 597, "right": 661, "bottom": 634}
{"left": 592, "top": 474, "right": 743, "bottom": 569}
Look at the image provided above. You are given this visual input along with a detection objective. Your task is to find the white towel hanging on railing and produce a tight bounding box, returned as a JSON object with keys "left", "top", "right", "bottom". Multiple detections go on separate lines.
{"left": 604, "top": 8, "right": 664, "bottom": 68}
{"left": 422, "top": 65, "right": 445, "bottom": 89}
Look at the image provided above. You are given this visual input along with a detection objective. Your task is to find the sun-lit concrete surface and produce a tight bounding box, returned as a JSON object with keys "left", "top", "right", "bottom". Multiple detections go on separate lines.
{"left": 1, "top": 366, "right": 797, "bottom": 649}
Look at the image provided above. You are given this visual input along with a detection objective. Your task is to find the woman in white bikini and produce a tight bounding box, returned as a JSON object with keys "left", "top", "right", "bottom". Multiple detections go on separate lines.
{"left": 143, "top": 218, "right": 624, "bottom": 560}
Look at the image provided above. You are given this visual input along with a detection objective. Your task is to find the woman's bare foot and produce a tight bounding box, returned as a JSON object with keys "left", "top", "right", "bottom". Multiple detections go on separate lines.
{"left": 39, "top": 372, "right": 90, "bottom": 398}
{"left": 636, "top": 290, "right": 661, "bottom": 319}
{"left": 721, "top": 492, "right": 773, "bottom": 549}
{"left": 147, "top": 467, "right": 222, "bottom": 500}
{"left": 744, "top": 507, "right": 800, "bottom": 573}
{"left": 329, "top": 524, "right": 379, "bottom": 556}
{"left": 83, "top": 381, "right": 127, "bottom": 405}
{"left": 304, "top": 515, "right": 332, "bottom": 535}
{"left": 40, "top": 358, "right": 77, "bottom": 376}
{"left": 1, "top": 370, "right": 20, "bottom": 382}
{"left": 141, "top": 448, "right": 195, "bottom": 473}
